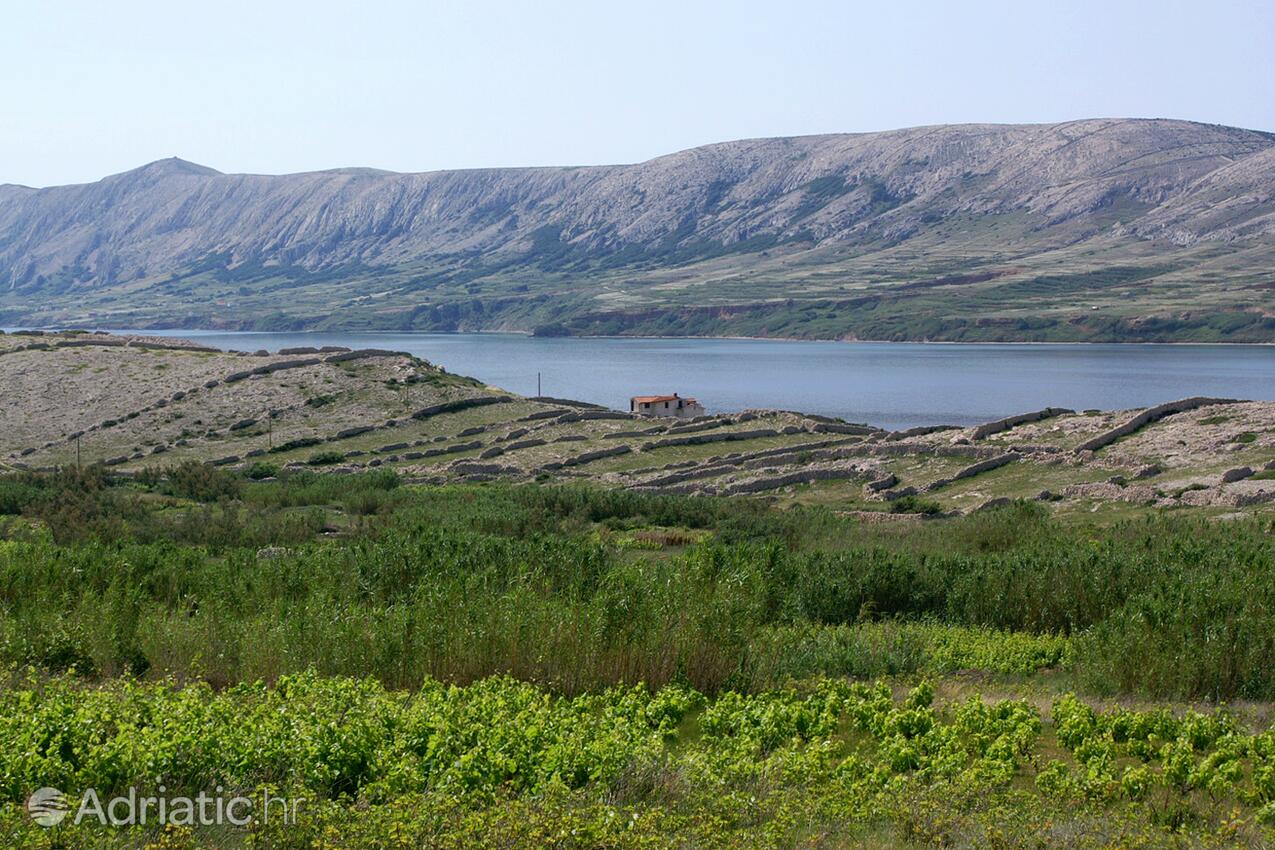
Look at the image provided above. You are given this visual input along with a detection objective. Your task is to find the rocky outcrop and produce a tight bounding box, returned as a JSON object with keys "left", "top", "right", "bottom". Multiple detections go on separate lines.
{"left": 717, "top": 462, "right": 868, "bottom": 496}
{"left": 886, "top": 425, "right": 959, "bottom": 441}
{"left": 411, "top": 395, "right": 512, "bottom": 421}
{"left": 555, "top": 410, "right": 635, "bottom": 423}
{"left": 925, "top": 452, "right": 1021, "bottom": 491}
{"left": 1073, "top": 398, "right": 1241, "bottom": 453}
{"left": 809, "top": 422, "right": 878, "bottom": 436}
{"left": 865, "top": 473, "right": 899, "bottom": 492}
{"left": 530, "top": 396, "right": 607, "bottom": 409}
{"left": 324, "top": 349, "right": 408, "bottom": 363}
{"left": 972, "top": 408, "right": 1073, "bottom": 440}
{"left": 1063, "top": 482, "right": 1158, "bottom": 503}
{"left": 1178, "top": 486, "right": 1275, "bottom": 508}
{"left": 665, "top": 418, "right": 733, "bottom": 435}
{"left": 642, "top": 429, "right": 780, "bottom": 450}
{"left": 540, "top": 445, "right": 632, "bottom": 471}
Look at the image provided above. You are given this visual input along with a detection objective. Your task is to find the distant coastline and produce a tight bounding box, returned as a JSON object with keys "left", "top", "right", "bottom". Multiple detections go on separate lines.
{"left": 7, "top": 324, "right": 1275, "bottom": 347}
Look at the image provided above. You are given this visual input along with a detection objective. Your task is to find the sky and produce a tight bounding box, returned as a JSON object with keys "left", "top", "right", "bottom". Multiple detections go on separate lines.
{"left": 3, "top": 0, "right": 1273, "bottom": 187}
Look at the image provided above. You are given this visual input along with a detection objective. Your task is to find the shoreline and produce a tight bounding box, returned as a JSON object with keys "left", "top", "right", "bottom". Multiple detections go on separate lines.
{"left": 7, "top": 327, "right": 1272, "bottom": 428}
{"left": 11, "top": 325, "right": 1275, "bottom": 348}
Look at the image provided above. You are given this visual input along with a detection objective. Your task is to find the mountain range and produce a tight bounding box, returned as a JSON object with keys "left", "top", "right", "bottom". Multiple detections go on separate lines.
{"left": 2, "top": 118, "right": 1273, "bottom": 341}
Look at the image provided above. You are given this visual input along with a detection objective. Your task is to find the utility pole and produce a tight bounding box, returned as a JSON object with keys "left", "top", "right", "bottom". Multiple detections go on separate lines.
{"left": 75, "top": 434, "right": 81, "bottom": 470}
{"left": 537, "top": 372, "right": 541, "bottom": 397}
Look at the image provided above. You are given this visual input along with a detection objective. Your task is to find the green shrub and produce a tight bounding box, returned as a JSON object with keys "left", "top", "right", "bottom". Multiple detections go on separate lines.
{"left": 270, "top": 436, "right": 322, "bottom": 453}
{"left": 306, "top": 450, "right": 347, "bottom": 466}
{"left": 2, "top": 476, "right": 1275, "bottom": 701}
{"left": 0, "top": 479, "right": 44, "bottom": 515}
{"left": 159, "top": 460, "right": 243, "bottom": 502}
{"left": 889, "top": 495, "right": 943, "bottom": 515}
{"left": 245, "top": 461, "right": 280, "bottom": 480}
{"left": 748, "top": 620, "right": 1071, "bottom": 685}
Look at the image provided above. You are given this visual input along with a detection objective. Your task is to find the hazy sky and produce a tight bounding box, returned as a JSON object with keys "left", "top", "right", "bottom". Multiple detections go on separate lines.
{"left": 4, "top": 0, "right": 1273, "bottom": 187}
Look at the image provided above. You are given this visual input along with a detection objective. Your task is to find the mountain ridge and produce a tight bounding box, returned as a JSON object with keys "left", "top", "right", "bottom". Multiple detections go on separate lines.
{"left": 2, "top": 118, "right": 1274, "bottom": 341}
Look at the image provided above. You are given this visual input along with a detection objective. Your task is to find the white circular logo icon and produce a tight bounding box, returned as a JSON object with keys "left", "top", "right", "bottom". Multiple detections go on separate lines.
{"left": 27, "top": 787, "right": 69, "bottom": 827}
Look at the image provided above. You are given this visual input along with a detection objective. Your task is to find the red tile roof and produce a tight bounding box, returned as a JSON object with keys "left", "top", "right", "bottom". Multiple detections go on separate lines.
{"left": 632, "top": 394, "right": 680, "bottom": 404}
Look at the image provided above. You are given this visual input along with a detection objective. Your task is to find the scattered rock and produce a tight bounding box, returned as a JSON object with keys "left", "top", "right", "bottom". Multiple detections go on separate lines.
{"left": 1074, "top": 397, "right": 1241, "bottom": 453}
{"left": 886, "top": 424, "right": 959, "bottom": 441}
{"left": 971, "top": 407, "right": 1073, "bottom": 440}
{"left": 865, "top": 473, "right": 899, "bottom": 492}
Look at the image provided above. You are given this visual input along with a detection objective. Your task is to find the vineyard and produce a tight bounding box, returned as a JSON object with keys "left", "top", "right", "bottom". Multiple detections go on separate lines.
{"left": 2, "top": 674, "right": 1274, "bottom": 848}
{"left": 0, "top": 467, "right": 1274, "bottom": 846}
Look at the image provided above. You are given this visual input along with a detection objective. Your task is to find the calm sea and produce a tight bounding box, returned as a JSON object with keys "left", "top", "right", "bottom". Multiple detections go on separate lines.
{"left": 97, "top": 331, "right": 1275, "bottom": 431}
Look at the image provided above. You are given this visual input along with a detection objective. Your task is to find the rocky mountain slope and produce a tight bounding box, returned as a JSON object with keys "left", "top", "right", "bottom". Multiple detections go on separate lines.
{"left": 2, "top": 119, "right": 1274, "bottom": 340}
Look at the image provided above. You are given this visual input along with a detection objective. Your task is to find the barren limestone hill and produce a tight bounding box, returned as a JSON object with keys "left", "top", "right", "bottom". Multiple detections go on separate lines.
{"left": 2, "top": 119, "right": 1274, "bottom": 340}
{"left": 0, "top": 330, "right": 510, "bottom": 470}
{"left": 3, "top": 332, "right": 1274, "bottom": 517}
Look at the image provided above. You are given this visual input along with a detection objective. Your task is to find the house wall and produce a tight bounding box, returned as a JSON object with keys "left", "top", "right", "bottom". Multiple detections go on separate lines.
{"left": 631, "top": 396, "right": 704, "bottom": 419}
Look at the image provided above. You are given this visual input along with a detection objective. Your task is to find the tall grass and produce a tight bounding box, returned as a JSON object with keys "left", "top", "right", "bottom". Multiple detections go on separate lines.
{"left": 0, "top": 471, "right": 1273, "bottom": 699}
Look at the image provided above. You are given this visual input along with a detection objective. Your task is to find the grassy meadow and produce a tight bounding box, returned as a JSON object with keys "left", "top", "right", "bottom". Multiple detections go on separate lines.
{"left": 1, "top": 465, "right": 1274, "bottom": 847}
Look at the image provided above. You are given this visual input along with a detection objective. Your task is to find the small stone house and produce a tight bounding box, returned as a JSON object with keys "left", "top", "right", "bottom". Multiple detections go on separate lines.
{"left": 630, "top": 393, "right": 705, "bottom": 419}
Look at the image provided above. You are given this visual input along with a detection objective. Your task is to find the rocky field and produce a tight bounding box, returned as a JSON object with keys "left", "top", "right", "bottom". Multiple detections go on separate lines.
{"left": 4, "top": 330, "right": 1273, "bottom": 519}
